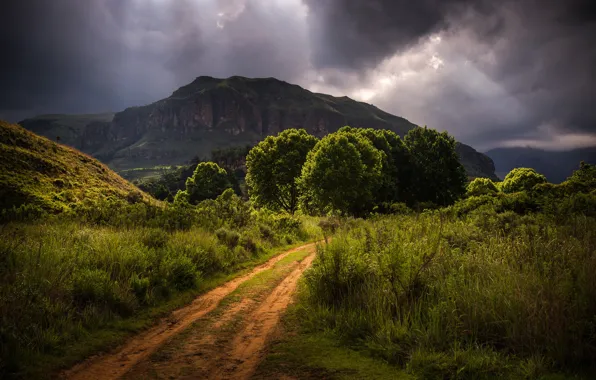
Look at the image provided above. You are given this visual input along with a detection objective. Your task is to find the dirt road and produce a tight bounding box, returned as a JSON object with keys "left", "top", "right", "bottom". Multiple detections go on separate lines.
{"left": 63, "top": 242, "right": 318, "bottom": 380}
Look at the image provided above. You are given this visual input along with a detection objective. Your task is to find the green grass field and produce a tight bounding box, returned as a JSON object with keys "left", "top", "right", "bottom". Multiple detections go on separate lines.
{"left": 275, "top": 211, "right": 596, "bottom": 379}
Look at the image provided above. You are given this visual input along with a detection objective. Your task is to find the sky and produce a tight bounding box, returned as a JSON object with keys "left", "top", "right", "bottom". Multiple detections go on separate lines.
{"left": 1, "top": 0, "right": 595, "bottom": 152}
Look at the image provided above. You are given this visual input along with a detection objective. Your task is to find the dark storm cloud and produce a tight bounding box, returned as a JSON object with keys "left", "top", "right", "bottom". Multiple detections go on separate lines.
{"left": 303, "top": 0, "right": 596, "bottom": 149}
{"left": 0, "top": 0, "right": 310, "bottom": 121}
{"left": 303, "top": 0, "right": 495, "bottom": 70}
{"left": 0, "top": 1, "right": 118, "bottom": 113}
{"left": 451, "top": 0, "right": 596, "bottom": 143}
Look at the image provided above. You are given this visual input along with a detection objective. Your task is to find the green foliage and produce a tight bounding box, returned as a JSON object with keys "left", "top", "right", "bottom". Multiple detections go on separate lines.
{"left": 246, "top": 129, "right": 317, "bottom": 214}
{"left": 299, "top": 129, "right": 384, "bottom": 216}
{"left": 162, "top": 255, "right": 198, "bottom": 290}
{"left": 211, "top": 145, "right": 251, "bottom": 173}
{"left": 215, "top": 228, "right": 241, "bottom": 248}
{"left": 501, "top": 167, "right": 547, "bottom": 193}
{"left": 300, "top": 213, "right": 596, "bottom": 378}
{"left": 566, "top": 161, "right": 596, "bottom": 192}
{"left": 467, "top": 177, "right": 499, "bottom": 196}
{"left": 404, "top": 127, "right": 467, "bottom": 206}
{"left": 0, "top": 208, "right": 320, "bottom": 376}
{"left": 136, "top": 147, "right": 250, "bottom": 202}
{"left": 341, "top": 127, "right": 414, "bottom": 207}
{"left": 185, "top": 162, "right": 231, "bottom": 204}
{"left": 389, "top": 202, "right": 413, "bottom": 215}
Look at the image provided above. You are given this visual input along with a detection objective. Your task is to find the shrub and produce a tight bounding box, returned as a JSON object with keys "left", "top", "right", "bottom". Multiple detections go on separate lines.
{"left": 389, "top": 202, "right": 412, "bottom": 215}
{"left": 271, "top": 215, "right": 302, "bottom": 235}
{"left": 129, "top": 274, "right": 150, "bottom": 303}
{"left": 72, "top": 269, "right": 112, "bottom": 306}
{"left": 501, "top": 168, "right": 547, "bottom": 193}
{"left": 466, "top": 177, "right": 499, "bottom": 196}
{"left": 239, "top": 234, "right": 258, "bottom": 255}
{"left": 126, "top": 190, "right": 143, "bottom": 204}
{"left": 142, "top": 229, "right": 169, "bottom": 249}
{"left": 215, "top": 228, "right": 240, "bottom": 248}
{"left": 163, "top": 255, "right": 198, "bottom": 291}
{"left": 173, "top": 190, "right": 190, "bottom": 204}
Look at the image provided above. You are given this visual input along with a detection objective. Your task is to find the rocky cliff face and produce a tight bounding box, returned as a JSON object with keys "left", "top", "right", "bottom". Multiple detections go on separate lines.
{"left": 19, "top": 76, "right": 497, "bottom": 179}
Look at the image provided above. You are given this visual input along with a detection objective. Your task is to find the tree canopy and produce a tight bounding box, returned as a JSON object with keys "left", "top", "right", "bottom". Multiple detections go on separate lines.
{"left": 182, "top": 162, "right": 232, "bottom": 204}
{"left": 298, "top": 129, "right": 384, "bottom": 216}
{"left": 340, "top": 126, "right": 412, "bottom": 206}
{"left": 404, "top": 127, "right": 467, "bottom": 206}
{"left": 245, "top": 129, "right": 318, "bottom": 214}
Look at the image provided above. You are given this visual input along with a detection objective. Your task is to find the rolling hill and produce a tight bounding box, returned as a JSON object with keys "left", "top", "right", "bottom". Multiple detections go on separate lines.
{"left": 0, "top": 120, "right": 152, "bottom": 212}
{"left": 19, "top": 76, "right": 498, "bottom": 180}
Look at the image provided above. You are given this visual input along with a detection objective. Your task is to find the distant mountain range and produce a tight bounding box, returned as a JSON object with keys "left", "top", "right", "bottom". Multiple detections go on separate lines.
{"left": 486, "top": 147, "right": 596, "bottom": 183}
{"left": 19, "top": 76, "right": 497, "bottom": 180}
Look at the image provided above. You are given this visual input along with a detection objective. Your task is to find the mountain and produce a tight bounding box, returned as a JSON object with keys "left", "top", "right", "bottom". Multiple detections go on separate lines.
{"left": 19, "top": 76, "right": 497, "bottom": 180}
{"left": 486, "top": 147, "right": 596, "bottom": 183}
{"left": 0, "top": 120, "right": 152, "bottom": 212}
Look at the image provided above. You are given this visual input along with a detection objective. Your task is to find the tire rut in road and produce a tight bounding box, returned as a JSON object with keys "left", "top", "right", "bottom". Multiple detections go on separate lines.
{"left": 62, "top": 243, "right": 317, "bottom": 380}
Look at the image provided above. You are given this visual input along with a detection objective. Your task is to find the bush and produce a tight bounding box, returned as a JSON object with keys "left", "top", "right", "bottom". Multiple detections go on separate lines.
{"left": 240, "top": 234, "right": 258, "bottom": 255}
{"left": 163, "top": 255, "right": 198, "bottom": 291}
{"left": 271, "top": 215, "right": 302, "bottom": 234}
{"left": 215, "top": 228, "right": 240, "bottom": 248}
{"left": 72, "top": 269, "right": 113, "bottom": 306}
{"left": 129, "top": 274, "right": 150, "bottom": 303}
{"left": 389, "top": 202, "right": 412, "bottom": 215}
{"left": 142, "top": 229, "right": 169, "bottom": 249}
{"left": 501, "top": 168, "right": 547, "bottom": 193}
{"left": 126, "top": 190, "right": 143, "bottom": 204}
{"left": 299, "top": 213, "right": 596, "bottom": 377}
{"left": 466, "top": 177, "right": 499, "bottom": 196}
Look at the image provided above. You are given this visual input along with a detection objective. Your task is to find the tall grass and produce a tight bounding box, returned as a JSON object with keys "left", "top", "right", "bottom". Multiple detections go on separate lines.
{"left": 0, "top": 193, "right": 323, "bottom": 376}
{"left": 299, "top": 211, "right": 596, "bottom": 378}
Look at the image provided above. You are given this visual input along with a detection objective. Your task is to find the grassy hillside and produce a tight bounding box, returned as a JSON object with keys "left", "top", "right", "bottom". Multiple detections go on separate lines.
{"left": 0, "top": 120, "right": 150, "bottom": 213}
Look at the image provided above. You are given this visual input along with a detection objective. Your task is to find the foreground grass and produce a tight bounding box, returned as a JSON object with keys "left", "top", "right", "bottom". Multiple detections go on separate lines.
{"left": 0, "top": 218, "right": 320, "bottom": 378}
{"left": 256, "top": 302, "right": 412, "bottom": 380}
{"left": 291, "top": 212, "right": 596, "bottom": 379}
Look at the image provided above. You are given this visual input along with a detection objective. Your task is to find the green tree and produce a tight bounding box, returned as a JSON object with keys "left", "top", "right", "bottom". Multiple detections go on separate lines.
{"left": 467, "top": 177, "right": 499, "bottom": 197}
{"left": 340, "top": 126, "right": 413, "bottom": 205}
{"left": 566, "top": 161, "right": 596, "bottom": 191}
{"left": 404, "top": 127, "right": 467, "bottom": 206}
{"left": 246, "top": 129, "right": 318, "bottom": 214}
{"left": 184, "top": 162, "right": 231, "bottom": 204}
{"left": 299, "top": 129, "right": 384, "bottom": 216}
{"left": 501, "top": 167, "right": 547, "bottom": 193}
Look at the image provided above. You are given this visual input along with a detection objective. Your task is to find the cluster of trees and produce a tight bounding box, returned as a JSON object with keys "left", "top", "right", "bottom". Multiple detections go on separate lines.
{"left": 245, "top": 126, "right": 466, "bottom": 216}
{"left": 162, "top": 127, "right": 596, "bottom": 219}
{"left": 137, "top": 147, "right": 247, "bottom": 202}
{"left": 170, "top": 126, "right": 467, "bottom": 216}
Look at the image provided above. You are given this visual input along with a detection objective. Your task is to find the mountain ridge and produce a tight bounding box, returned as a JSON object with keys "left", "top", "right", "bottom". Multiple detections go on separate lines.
{"left": 19, "top": 76, "right": 497, "bottom": 180}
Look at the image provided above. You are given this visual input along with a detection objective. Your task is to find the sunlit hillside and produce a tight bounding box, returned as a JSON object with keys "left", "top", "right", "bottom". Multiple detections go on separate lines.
{"left": 0, "top": 120, "right": 153, "bottom": 213}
